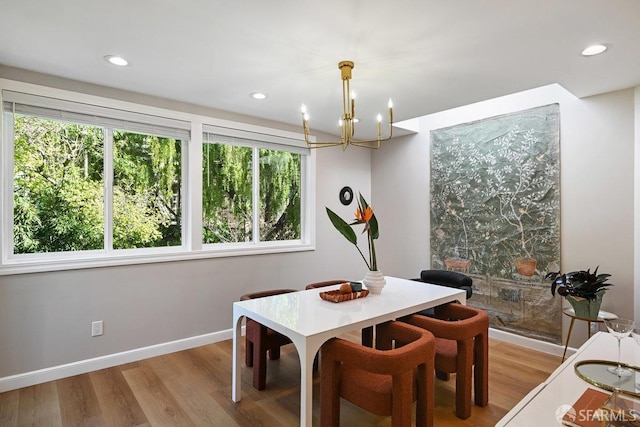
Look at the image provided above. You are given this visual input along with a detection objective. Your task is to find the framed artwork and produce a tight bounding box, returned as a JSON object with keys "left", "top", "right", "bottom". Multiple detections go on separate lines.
{"left": 430, "top": 104, "right": 561, "bottom": 343}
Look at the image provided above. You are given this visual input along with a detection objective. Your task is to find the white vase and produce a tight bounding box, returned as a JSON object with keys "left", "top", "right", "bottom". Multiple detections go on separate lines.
{"left": 363, "top": 270, "right": 386, "bottom": 294}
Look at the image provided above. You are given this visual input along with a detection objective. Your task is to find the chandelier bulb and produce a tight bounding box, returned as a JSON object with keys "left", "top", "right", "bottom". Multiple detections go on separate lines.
{"left": 376, "top": 114, "right": 382, "bottom": 122}
{"left": 301, "top": 104, "right": 307, "bottom": 114}
{"left": 388, "top": 99, "right": 393, "bottom": 108}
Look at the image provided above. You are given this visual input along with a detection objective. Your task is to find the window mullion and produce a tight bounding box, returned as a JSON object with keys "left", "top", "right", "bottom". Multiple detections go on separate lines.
{"left": 104, "top": 128, "right": 113, "bottom": 252}
{"left": 187, "top": 121, "right": 202, "bottom": 250}
{"left": 2, "top": 112, "right": 15, "bottom": 260}
{"left": 252, "top": 147, "right": 260, "bottom": 244}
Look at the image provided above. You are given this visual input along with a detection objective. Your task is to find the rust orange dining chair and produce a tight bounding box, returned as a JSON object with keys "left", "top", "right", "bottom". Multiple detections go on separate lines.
{"left": 306, "top": 280, "right": 373, "bottom": 347}
{"left": 240, "top": 288, "right": 297, "bottom": 390}
{"left": 320, "top": 320, "right": 435, "bottom": 427}
{"left": 403, "top": 302, "right": 489, "bottom": 419}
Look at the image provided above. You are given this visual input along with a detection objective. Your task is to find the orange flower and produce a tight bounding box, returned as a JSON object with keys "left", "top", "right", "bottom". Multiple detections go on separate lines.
{"left": 355, "top": 206, "right": 373, "bottom": 223}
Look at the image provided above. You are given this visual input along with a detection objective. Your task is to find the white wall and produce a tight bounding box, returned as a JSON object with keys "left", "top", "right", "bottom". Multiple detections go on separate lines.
{"left": 0, "top": 69, "right": 373, "bottom": 389}
{"left": 372, "top": 84, "right": 636, "bottom": 350}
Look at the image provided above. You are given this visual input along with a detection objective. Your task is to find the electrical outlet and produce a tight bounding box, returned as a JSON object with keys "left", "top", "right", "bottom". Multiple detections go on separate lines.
{"left": 91, "top": 320, "right": 103, "bottom": 337}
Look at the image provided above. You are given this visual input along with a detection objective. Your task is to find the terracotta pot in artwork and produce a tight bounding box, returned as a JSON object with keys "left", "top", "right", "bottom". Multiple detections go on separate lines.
{"left": 516, "top": 257, "right": 537, "bottom": 276}
{"left": 445, "top": 257, "right": 471, "bottom": 274}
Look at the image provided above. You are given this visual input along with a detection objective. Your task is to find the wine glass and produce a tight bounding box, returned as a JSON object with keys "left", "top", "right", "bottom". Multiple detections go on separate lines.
{"left": 604, "top": 318, "right": 635, "bottom": 377}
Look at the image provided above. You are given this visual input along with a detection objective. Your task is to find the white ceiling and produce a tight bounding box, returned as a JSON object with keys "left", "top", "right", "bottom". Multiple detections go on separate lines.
{"left": 1, "top": 0, "right": 639, "bottom": 139}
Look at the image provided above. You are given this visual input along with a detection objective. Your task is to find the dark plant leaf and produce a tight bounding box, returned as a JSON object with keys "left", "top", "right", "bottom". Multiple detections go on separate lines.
{"left": 326, "top": 207, "right": 357, "bottom": 245}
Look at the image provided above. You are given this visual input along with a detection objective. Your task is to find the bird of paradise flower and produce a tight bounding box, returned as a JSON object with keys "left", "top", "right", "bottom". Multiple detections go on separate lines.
{"left": 326, "top": 193, "right": 379, "bottom": 271}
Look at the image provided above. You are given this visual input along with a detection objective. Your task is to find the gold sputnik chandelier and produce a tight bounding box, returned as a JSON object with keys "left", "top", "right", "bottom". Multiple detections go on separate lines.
{"left": 300, "top": 61, "right": 393, "bottom": 149}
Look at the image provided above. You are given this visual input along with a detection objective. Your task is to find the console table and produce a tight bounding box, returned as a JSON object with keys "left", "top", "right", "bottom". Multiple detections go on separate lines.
{"left": 497, "top": 331, "right": 639, "bottom": 426}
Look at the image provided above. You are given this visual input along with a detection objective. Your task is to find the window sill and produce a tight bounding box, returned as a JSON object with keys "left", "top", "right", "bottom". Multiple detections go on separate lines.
{"left": 0, "top": 243, "right": 315, "bottom": 276}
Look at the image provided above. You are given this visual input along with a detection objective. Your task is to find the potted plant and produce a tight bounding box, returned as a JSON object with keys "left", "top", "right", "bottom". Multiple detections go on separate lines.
{"left": 545, "top": 267, "right": 614, "bottom": 319}
{"left": 326, "top": 193, "right": 386, "bottom": 293}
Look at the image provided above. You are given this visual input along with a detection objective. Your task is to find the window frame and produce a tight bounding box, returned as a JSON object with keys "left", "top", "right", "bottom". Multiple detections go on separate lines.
{"left": 0, "top": 79, "right": 315, "bottom": 275}
{"left": 201, "top": 126, "right": 308, "bottom": 248}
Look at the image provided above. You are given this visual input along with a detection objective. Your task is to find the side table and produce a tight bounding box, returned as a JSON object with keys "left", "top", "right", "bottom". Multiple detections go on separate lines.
{"left": 561, "top": 307, "right": 617, "bottom": 361}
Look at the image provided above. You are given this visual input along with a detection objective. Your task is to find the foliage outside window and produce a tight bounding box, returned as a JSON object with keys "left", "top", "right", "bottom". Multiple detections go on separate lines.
{"left": 259, "top": 148, "right": 301, "bottom": 242}
{"left": 112, "top": 130, "right": 182, "bottom": 249}
{"left": 13, "top": 116, "right": 105, "bottom": 253}
{"left": 202, "top": 143, "right": 253, "bottom": 243}
{"left": 201, "top": 139, "right": 302, "bottom": 245}
{"left": 11, "top": 115, "right": 183, "bottom": 254}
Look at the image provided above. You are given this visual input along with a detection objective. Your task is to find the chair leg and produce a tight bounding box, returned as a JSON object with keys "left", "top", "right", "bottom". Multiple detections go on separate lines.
{"left": 245, "top": 339, "right": 254, "bottom": 367}
{"left": 455, "top": 341, "right": 474, "bottom": 419}
{"left": 415, "top": 363, "right": 434, "bottom": 427}
{"left": 320, "top": 356, "right": 341, "bottom": 427}
{"left": 269, "top": 346, "right": 281, "bottom": 360}
{"left": 362, "top": 326, "right": 374, "bottom": 347}
{"left": 391, "top": 371, "right": 414, "bottom": 427}
{"left": 474, "top": 332, "right": 489, "bottom": 407}
{"left": 436, "top": 370, "right": 450, "bottom": 381}
{"left": 253, "top": 326, "right": 268, "bottom": 390}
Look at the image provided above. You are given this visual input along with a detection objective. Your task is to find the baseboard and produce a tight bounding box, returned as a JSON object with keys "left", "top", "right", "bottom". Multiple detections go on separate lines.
{"left": 0, "top": 328, "right": 235, "bottom": 393}
{"left": 1, "top": 326, "right": 569, "bottom": 393}
{"left": 489, "top": 327, "right": 572, "bottom": 358}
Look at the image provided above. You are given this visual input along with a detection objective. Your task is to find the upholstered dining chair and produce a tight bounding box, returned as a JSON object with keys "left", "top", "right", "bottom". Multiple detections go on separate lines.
{"left": 306, "top": 280, "right": 374, "bottom": 347}
{"left": 239, "top": 288, "right": 297, "bottom": 390}
{"left": 320, "top": 320, "right": 436, "bottom": 427}
{"left": 402, "top": 302, "right": 489, "bottom": 419}
{"left": 414, "top": 269, "right": 473, "bottom": 300}
{"left": 411, "top": 270, "right": 473, "bottom": 317}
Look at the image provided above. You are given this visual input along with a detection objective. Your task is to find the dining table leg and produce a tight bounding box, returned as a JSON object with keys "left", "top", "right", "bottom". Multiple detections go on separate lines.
{"left": 294, "top": 335, "right": 325, "bottom": 427}
{"left": 232, "top": 312, "right": 244, "bottom": 402}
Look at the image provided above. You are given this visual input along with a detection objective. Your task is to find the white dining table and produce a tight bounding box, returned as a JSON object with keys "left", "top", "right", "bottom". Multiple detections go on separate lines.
{"left": 231, "top": 275, "right": 467, "bottom": 427}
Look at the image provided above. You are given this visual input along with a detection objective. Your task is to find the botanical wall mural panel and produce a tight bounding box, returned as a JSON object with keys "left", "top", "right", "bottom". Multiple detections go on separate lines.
{"left": 430, "top": 104, "right": 561, "bottom": 343}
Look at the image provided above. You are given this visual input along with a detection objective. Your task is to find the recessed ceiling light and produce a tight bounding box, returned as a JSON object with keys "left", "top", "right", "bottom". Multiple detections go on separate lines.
{"left": 104, "top": 55, "right": 129, "bottom": 66}
{"left": 581, "top": 44, "right": 607, "bottom": 56}
{"left": 250, "top": 92, "right": 267, "bottom": 100}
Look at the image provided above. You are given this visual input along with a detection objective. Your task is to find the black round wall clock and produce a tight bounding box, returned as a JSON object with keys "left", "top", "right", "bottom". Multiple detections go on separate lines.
{"left": 339, "top": 186, "right": 354, "bottom": 205}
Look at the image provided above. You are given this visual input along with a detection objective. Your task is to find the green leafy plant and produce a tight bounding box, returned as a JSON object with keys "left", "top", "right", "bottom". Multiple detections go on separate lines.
{"left": 545, "top": 266, "right": 614, "bottom": 300}
{"left": 326, "top": 193, "right": 379, "bottom": 271}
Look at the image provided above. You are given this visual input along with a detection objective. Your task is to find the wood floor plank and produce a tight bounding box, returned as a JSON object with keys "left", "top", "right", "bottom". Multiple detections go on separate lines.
{"left": 141, "top": 352, "right": 238, "bottom": 426}
{"left": 0, "top": 337, "right": 562, "bottom": 426}
{"left": 89, "top": 367, "right": 149, "bottom": 427}
{"left": 17, "top": 382, "right": 63, "bottom": 426}
{"left": 121, "top": 360, "right": 194, "bottom": 427}
{"left": 56, "top": 373, "right": 104, "bottom": 426}
{"left": 0, "top": 389, "right": 19, "bottom": 427}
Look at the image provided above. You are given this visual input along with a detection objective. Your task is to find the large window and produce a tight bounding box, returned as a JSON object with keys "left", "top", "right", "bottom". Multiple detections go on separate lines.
{"left": 1, "top": 87, "right": 311, "bottom": 273}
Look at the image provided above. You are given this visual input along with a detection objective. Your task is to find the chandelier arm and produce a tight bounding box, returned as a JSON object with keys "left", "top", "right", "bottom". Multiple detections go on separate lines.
{"left": 304, "top": 139, "right": 347, "bottom": 148}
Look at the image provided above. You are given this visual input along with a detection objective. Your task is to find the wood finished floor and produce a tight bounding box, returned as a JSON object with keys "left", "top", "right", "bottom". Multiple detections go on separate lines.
{"left": 0, "top": 335, "right": 561, "bottom": 426}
